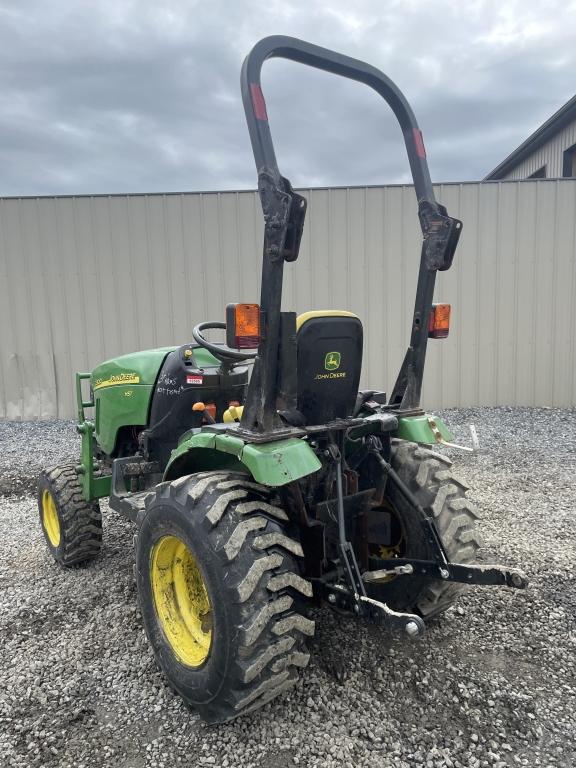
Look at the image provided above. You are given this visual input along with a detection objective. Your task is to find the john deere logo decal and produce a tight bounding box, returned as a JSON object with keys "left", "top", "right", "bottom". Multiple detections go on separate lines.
{"left": 315, "top": 351, "right": 346, "bottom": 380}
{"left": 325, "top": 352, "right": 341, "bottom": 371}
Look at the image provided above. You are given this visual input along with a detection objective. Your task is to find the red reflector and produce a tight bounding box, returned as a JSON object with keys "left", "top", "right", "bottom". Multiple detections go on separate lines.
{"left": 413, "top": 128, "right": 426, "bottom": 159}
{"left": 428, "top": 304, "right": 451, "bottom": 339}
{"left": 250, "top": 83, "right": 268, "bottom": 121}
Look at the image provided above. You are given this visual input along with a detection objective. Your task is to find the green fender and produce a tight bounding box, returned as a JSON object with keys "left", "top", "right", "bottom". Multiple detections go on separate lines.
{"left": 164, "top": 432, "right": 322, "bottom": 487}
{"left": 393, "top": 414, "right": 454, "bottom": 444}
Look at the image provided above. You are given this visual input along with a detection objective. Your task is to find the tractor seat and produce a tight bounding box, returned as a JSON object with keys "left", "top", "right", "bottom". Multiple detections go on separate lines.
{"left": 296, "top": 311, "right": 363, "bottom": 426}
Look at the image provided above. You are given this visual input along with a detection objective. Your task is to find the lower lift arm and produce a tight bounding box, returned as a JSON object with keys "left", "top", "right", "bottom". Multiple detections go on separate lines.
{"left": 363, "top": 452, "right": 529, "bottom": 590}
{"left": 328, "top": 441, "right": 427, "bottom": 637}
{"left": 327, "top": 440, "right": 527, "bottom": 637}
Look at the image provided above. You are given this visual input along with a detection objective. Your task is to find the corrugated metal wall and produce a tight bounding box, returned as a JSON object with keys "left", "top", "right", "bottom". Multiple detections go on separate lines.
{"left": 1, "top": 179, "right": 575, "bottom": 420}
{"left": 504, "top": 119, "right": 576, "bottom": 179}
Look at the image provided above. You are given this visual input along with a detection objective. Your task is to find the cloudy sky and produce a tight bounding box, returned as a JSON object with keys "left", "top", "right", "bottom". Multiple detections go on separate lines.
{"left": 0, "top": 0, "right": 574, "bottom": 196}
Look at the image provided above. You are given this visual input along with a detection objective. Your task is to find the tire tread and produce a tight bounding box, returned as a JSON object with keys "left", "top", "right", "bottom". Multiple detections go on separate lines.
{"left": 38, "top": 465, "right": 102, "bottom": 567}
{"left": 391, "top": 440, "right": 482, "bottom": 618}
{"left": 139, "top": 470, "right": 314, "bottom": 724}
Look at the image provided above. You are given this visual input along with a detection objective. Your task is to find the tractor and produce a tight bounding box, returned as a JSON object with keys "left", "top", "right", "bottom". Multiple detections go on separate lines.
{"left": 38, "top": 36, "right": 527, "bottom": 724}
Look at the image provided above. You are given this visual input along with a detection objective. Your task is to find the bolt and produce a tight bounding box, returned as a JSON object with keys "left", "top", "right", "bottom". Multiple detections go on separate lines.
{"left": 439, "top": 567, "right": 450, "bottom": 580}
{"left": 511, "top": 572, "right": 525, "bottom": 588}
{"left": 327, "top": 593, "right": 337, "bottom": 604}
{"left": 405, "top": 621, "right": 420, "bottom": 637}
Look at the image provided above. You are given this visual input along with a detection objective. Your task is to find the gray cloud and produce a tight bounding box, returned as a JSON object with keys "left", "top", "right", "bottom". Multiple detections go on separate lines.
{"left": 0, "top": 0, "right": 574, "bottom": 195}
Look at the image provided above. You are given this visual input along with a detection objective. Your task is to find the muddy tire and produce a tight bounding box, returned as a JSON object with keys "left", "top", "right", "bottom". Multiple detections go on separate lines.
{"left": 135, "top": 471, "right": 314, "bottom": 724}
{"left": 38, "top": 465, "right": 102, "bottom": 566}
{"left": 367, "top": 441, "right": 482, "bottom": 618}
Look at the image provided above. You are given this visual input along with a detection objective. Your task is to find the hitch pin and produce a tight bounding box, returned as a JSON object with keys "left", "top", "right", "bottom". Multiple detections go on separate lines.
{"left": 359, "top": 595, "right": 425, "bottom": 637}
{"left": 362, "top": 564, "right": 414, "bottom": 582}
{"left": 428, "top": 417, "right": 473, "bottom": 452}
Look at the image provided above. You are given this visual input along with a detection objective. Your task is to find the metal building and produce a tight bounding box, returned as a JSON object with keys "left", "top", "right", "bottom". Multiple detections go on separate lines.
{"left": 1, "top": 179, "right": 576, "bottom": 421}
{"left": 486, "top": 95, "right": 576, "bottom": 180}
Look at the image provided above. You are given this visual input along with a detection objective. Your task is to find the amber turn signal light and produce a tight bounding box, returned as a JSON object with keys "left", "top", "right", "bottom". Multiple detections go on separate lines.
{"left": 226, "top": 303, "right": 261, "bottom": 349}
{"left": 428, "top": 303, "right": 451, "bottom": 339}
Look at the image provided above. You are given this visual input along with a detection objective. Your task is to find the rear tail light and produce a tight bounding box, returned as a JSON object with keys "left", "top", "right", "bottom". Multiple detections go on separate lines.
{"left": 428, "top": 304, "right": 451, "bottom": 339}
{"left": 226, "top": 303, "right": 261, "bottom": 349}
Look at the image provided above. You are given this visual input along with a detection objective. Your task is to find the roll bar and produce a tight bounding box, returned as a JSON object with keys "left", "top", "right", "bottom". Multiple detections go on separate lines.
{"left": 241, "top": 35, "right": 436, "bottom": 204}
{"left": 238, "top": 36, "right": 462, "bottom": 435}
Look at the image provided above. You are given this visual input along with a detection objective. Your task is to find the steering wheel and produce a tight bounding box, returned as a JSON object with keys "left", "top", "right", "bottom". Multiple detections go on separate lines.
{"left": 192, "top": 321, "right": 258, "bottom": 363}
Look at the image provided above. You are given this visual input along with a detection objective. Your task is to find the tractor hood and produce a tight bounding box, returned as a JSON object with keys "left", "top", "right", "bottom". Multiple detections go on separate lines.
{"left": 89, "top": 346, "right": 226, "bottom": 456}
{"left": 90, "top": 347, "right": 176, "bottom": 455}
{"left": 91, "top": 347, "right": 177, "bottom": 391}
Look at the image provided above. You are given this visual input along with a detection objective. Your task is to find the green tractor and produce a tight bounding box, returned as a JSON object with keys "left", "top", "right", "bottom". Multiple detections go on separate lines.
{"left": 38, "top": 36, "right": 527, "bottom": 724}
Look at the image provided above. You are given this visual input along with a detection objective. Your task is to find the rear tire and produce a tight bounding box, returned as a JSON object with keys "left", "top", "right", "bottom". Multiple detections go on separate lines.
{"left": 37, "top": 465, "right": 102, "bottom": 566}
{"left": 135, "top": 471, "right": 315, "bottom": 724}
{"left": 367, "top": 441, "right": 482, "bottom": 618}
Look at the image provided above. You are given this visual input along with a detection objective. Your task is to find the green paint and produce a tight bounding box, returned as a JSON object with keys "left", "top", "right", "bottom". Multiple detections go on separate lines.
{"left": 89, "top": 346, "right": 222, "bottom": 455}
{"left": 94, "top": 385, "right": 154, "bottom": 455}
{"left": 192, "top": 347, "right": 222, "bottom": 368}
{"left": 165, "top": 432, "right": 321, "bottom": 487}
{"left": 165, "top": 432, "right": 247, "bottom": 478}
{"left": 90, "top": 347, "right": 174, "bottom": 454}
{"left": 215, "top": 434, "right": 246, "bottom": 456}
{"left": 77, "top": 421, "right": 111, "bottom": 501}
{"left": 75, "top": 372, "right": 94, "bottom": 423}
{"left": 177, "top": 431, "right": 216, "bottom": 450}
{"left": 241, "top": 439, "right": 321, "bottom": 485}
{"left": 75, "top": 374, "right": 111, "bottom": 501}
{"left": 91, "top": 347, "right": 176, "bottom": 388}
{"left": 394, "top": 414, "right": 453, "bottom": 444}
{"left": 92, "top": 475, "right": 111, "bottom": 497}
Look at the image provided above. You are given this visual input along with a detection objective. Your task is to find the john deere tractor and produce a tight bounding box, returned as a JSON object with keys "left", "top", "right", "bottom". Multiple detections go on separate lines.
{"left": 38, "top": 36, "right": 527, "bottom": 723}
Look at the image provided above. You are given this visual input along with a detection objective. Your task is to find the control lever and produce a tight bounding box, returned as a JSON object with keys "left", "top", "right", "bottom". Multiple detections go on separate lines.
{"left": 192, "top": 402, "right": 216, "bottom": 424}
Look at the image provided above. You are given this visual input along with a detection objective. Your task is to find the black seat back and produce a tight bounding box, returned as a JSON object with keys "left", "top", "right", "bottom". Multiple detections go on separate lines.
{"left": 296, "top": 312, "right": 363, "bottom": 425}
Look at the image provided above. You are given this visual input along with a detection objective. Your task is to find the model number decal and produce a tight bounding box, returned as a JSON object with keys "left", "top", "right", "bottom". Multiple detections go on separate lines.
{"left": 93, "top": 373, "right": 140, "bottom": 390}
{"left": 186, "top": 375, "right": 204, "bottom": 385}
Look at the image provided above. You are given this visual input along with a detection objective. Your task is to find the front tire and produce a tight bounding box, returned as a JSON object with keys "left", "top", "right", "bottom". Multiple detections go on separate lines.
{"left": 37, "top": 465, "right": 102, "bottom": 566}
{"left": 135, "top": 471, "right": 315, "bottom": 724}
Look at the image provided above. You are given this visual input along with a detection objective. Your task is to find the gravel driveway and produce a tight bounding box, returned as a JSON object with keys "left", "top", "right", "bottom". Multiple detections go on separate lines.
{"left": 1, "top": 407, "right": 574, "bottom": 768}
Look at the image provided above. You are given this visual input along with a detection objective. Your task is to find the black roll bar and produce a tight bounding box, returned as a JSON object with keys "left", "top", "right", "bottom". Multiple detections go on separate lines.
{"left": 241, "top": 35, "right": 436, "bottom": 205}
{"left": 238, "top": 36, "right": 461, "bottom": 434}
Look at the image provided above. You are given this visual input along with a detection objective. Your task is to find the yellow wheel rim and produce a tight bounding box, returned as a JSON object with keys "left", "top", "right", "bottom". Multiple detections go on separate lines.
{"left": 42, "top": 489, "right": 61, "bottom": 548}
{"left": 150, "top": 535, "right": 212, "bottom": 667}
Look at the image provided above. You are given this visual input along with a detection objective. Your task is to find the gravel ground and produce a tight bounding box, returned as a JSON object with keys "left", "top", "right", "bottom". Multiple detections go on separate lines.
{"left": 0, "top": 407, "right": 575, "bottom": 768}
